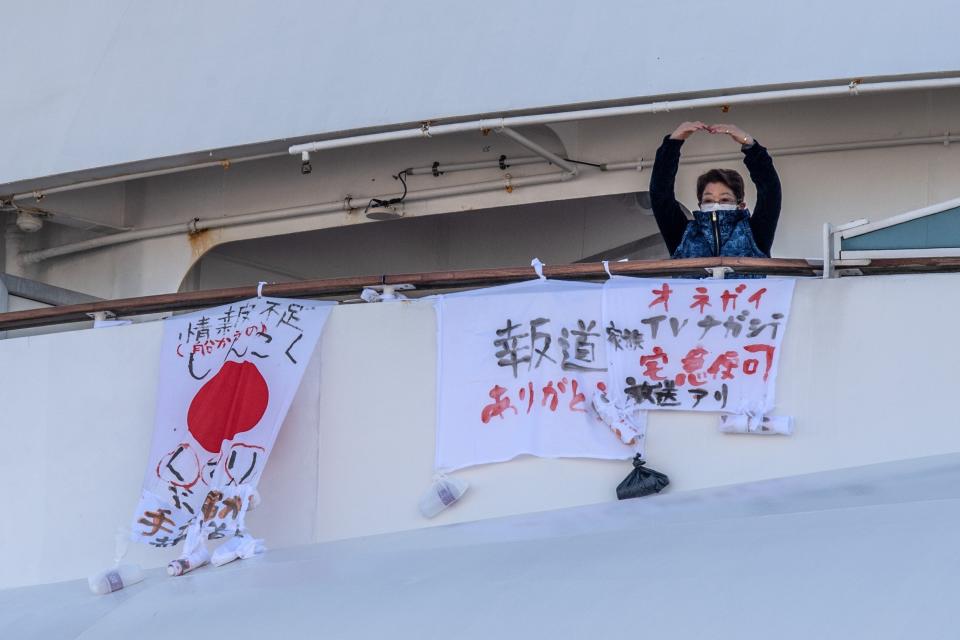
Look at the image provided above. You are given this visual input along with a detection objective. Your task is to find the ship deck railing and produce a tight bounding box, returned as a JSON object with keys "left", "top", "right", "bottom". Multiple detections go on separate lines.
{"left": 4, "top": 256, "right": 960, "bottom": 332}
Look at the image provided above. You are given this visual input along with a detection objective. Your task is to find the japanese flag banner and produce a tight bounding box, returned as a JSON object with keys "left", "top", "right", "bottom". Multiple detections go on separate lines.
{"left": 130, "top": 297, "right": 335, "bottom": 549}
{"left": 602, "top": 277, "right": 795, "bottom": 417}
{"left": 435, "top": 279, "right": 639, "bottom": 472}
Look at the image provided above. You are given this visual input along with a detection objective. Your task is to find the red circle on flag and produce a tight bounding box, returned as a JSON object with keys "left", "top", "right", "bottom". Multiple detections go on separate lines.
{"left": 187, "top": 360, "right": 269, "bottom": 453}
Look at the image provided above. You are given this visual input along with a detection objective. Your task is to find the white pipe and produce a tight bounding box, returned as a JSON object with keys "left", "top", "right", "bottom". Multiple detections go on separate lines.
{"left": 291, "top": 120, "right": 497, "bottom": 154}
{"left": 406, "top": 156, "right": 544, "bottom": 176}
{"left": 196, "top": 172, "right": 574, "bottom": 231}
{"left": 22, "top": 125, "right": 582, "bottom": 263}
{"left": 11, "top": 77, "right": 958, "bottom": 205}
{"left": 603, "top": 132, "right": 960, "bottom": 171}
{"left": 20, "top": 221, "right": 197, "bottom": 263}
{"left": 400, "top": 127, "right": 576, "bottom": 176}
{"left": 17, "top": 128, "right": 960, "bottom": 264}
{"left": 290, "top": 77, "right": 960, "bottom": 155}
{"left": 19, "top": 172, "right": 576, "bottom": 264}
{"left": 496, "top": 127, "right": 578, "bottom": 174}
{"left": 11, "top": 152, "right": 286, "bottom": 202}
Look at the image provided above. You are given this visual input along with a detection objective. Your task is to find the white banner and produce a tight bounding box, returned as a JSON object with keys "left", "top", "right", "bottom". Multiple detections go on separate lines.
{"left": 436, "top": 280, "right": 639, "bottom": 472}
{"left": 130, "top": 297, "right": 335, "bottom": 548}
{"left": 603, "top": 277, "right": 795, "bottom": 416}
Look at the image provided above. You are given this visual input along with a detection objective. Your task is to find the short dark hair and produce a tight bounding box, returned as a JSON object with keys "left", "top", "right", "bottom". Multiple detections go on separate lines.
{"left": 696, "top": 168, "right": 744, "bottom": 203}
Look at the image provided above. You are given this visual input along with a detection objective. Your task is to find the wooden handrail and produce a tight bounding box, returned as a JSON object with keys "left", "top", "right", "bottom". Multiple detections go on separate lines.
{"left": 10, "top": 255, "right": 957, "bottom": 332}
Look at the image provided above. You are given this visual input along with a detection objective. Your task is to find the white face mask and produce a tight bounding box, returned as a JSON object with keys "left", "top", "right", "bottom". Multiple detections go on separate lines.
{"left": 699, "top": 203, "right": 740, "bottom": 213}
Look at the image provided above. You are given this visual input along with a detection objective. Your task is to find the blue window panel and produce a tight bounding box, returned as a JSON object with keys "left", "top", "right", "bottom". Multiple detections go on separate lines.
{"left": 842, "top": 206, "right": 960, "bottom": 251}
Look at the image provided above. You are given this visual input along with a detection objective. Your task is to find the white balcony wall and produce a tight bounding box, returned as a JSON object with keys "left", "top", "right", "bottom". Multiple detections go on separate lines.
{"left": 2, "top": 272, "right": 958, "bottom": 589}
{"left": 2, "top": 0, "right": 957, "bottom": 189}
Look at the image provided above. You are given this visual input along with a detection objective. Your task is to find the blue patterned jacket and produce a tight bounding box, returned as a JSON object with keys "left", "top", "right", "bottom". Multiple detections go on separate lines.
{"left": 650, "top": 135, "right": 781, "bottom": 259}
{"left": 671, "top": 209, "right": 767, "bottom": 259}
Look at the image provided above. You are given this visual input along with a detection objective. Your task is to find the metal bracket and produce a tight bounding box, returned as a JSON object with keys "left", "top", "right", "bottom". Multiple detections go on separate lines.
{"left": 361, "top": 283, "right": 415, "bottom": 302}
{"left": 86, "top": 310, "right": 117, "bottom": 321}
{"left": 835, "top": 268, "right": 864, "bottom": 277}
{"left": 706, "top": 266, "right": 733, "bottom": 279}
{"left": 824, "top": 219, "right": 870, "bottom": 278}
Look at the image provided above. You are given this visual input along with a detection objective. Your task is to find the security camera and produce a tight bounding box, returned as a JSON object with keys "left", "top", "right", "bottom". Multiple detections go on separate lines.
{"left": 300, "top": 151, "right": 312, "bottom": 175}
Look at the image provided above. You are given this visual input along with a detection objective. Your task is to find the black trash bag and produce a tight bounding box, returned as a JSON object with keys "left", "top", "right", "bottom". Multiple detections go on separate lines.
{"left": 616, "top": 455, "right": 670, "bottom": 500}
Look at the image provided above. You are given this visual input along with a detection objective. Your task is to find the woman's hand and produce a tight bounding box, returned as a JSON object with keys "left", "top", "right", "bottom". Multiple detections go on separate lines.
{"left": 708, "top": 123, "right": 754, "bottom": 146}
{"left": 669, "top": 121, "right": 709, "bottom": 141}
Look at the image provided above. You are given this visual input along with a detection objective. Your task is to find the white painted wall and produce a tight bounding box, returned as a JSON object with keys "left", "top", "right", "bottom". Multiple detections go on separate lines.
{"left": 3, "top": 1, "right": 958, "bottom": 188}
{"left": 2, "top": 272, "right": 959, "bottom": 589}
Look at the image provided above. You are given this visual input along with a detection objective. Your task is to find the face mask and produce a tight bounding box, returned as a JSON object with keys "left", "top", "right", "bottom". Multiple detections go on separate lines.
{"left": 698, "top": 203, "right": 740, "bottom": 213}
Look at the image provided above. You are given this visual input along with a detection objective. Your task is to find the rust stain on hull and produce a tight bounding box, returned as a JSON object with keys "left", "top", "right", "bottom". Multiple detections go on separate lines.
{"left": 188, "top": 228, "right": 219, "bottom": 259}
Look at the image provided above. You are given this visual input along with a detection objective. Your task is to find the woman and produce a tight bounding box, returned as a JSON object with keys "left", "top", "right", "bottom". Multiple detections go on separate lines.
{"left": 649, "top": 121, "right": 781, "bottom": 258}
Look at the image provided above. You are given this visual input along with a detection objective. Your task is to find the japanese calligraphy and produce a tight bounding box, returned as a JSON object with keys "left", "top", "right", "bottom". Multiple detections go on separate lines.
{"left": 494, "top": 317, "right": 607, "bottom": 378}
{"left": 604, "top": 278, "right": 794, "bottom": 415}
{"left": 438, "top": 280, "right": 638, "bottom": 473}
{"left": 131, "top": 297, "right": 335, "bottom": 549}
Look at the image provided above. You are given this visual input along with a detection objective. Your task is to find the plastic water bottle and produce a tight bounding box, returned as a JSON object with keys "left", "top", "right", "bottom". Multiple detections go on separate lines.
{"left": 88, "top": 564, "right": 144, "bottom": 595}
{"left": 418, "top": 474, "right": 469, "bottom": 518}
{"left": 167, "top": 546, "right": 211, "bottom": 576}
